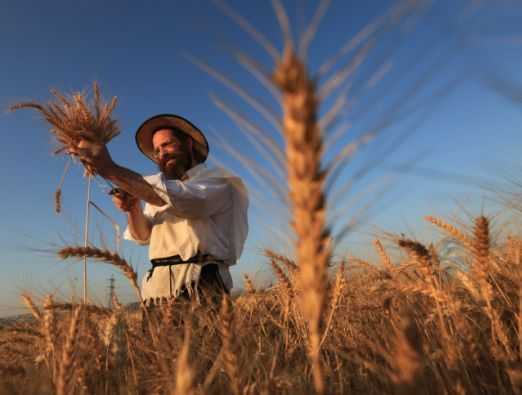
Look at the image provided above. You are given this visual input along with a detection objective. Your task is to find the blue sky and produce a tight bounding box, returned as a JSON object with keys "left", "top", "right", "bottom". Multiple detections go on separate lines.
{"left": 1, "top": 0, "right": 521, "bottom": 316}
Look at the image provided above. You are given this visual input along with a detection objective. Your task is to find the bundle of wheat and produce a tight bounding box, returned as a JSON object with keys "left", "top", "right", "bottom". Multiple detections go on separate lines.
{"left": 10, "top": 82, "right": 119, "bottom": 158}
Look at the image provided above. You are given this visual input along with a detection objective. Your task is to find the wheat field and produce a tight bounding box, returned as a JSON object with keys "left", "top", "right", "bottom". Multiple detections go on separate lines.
{"left": 2, "top": 217, "right": 522, "bottom": 394}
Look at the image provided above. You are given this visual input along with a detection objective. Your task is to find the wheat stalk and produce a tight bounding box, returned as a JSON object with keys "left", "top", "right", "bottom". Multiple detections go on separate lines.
{"left": 472, "top": 215, "right": 490, "bottom": 270}
{"left": 390, "top": 319, "right": 423, "bottom": 394}
{"left": 54, "top": 189, "right": 62, "bottom": 214}
{"left": 57, "top": 246, "right": 141, "bottom": 301}
{"left": 20, "top": 294, "right": 42, "bottom": 320}
{"left": 270, "top": 257, "right": 294, "bottom": 321}
{"left": 321, "top": 262, "right": 346, "bottom": 347}
{"left": 102, "top": 309, "right": 120, "bottom": 348}
{"left": 273, "top": 44, "right": 330, "bottom": 395}
{"left": 265, "top": 249, "right": 298, "bottom": 273}
{"left": 269, "top": 258, "right": 294, "bottom": 299}
{"left": 219, "top": 296, "right": 240, "bottom": 395}
{"left": 243, "top": 274, "right": 256, "bottom": 294}
{"left": 398, "top": 239, "right": 431, "bottom": 267}
{"left": 373, "top": 239, "right": 393, "bottom": 270}
{"left": 424, "top": 216, "right": 474, "bottom": 251}
{"left": 54, "top": 157, "right": 71, "bottom": 214}
{"left": 174, "top": 320, "right": 195, "bottom": 395}
{"left": 56, "top": 305, "right": 83, "bottom": 395}
{"left": 42, "top": 295, "right": 57, "bottom": 376}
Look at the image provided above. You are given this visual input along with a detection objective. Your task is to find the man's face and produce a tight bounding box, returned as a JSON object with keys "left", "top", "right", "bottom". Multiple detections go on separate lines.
{"left": 152, "top": 129, "right": 192, "bottom": 180}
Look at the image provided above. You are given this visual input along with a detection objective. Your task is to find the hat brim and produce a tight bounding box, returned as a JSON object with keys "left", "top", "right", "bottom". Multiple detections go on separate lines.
{"left": 135, "top": 114, "right": 209, "bottom": 163}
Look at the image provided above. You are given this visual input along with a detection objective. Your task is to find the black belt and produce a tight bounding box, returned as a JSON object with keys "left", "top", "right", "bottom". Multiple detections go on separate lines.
{"left": 146, "top": 253, "right": 225, "bottom": 296}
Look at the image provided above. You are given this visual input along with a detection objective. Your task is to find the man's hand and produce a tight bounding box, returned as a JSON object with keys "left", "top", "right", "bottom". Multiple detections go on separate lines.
{"left": 70, "top": 137, "right": 116, "bottom": 177}
{"left": 111, "top": 189, "right": 140, "bottom": 213}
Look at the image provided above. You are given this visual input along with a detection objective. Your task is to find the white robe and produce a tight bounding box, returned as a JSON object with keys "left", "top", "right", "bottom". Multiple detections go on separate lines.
{"left": 123, "top": 164, "right": 249, "bottom": 300}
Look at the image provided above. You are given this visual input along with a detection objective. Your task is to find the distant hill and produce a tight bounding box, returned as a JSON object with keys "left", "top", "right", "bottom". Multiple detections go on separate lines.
{"left": 0, "top": 313, "right": 36, "bottom": 327}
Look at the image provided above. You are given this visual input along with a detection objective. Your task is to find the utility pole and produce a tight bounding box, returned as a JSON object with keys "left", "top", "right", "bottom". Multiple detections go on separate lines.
{"left": 107, "top": 275, "right": 116, "bottom": 309}
{"left": 83, "top": 175, "right": 92, "bottom": 304}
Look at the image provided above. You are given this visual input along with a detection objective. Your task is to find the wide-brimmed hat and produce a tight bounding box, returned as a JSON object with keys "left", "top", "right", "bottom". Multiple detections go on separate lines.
{"left": 135, "top": 114, "right": 209, "bottom": 163}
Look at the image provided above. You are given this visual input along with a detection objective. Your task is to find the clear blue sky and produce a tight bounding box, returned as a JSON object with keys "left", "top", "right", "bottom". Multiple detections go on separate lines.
{"left": 1, "top": 0, "right": 521, "bottom": 316}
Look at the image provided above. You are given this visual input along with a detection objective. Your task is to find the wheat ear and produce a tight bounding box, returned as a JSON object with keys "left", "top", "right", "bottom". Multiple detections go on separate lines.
{"left": 54, "top": 157, "right": 71, "bottom": 214}
{"left": 243, "top": 274, "right": 256, "bottom": 294}
{"left": 270, "top": 258, "right": 294, "bottom": 299}
{"left": 58, "top": 246, "right": 141, "bottom": 301}
{"left": 373, "top": 239, "right": 393, "bottom": 270}
{"left": 56, "top": 305, "right": 83, "bottom": 395}
{"left": 398, "top": 239, "right": 431, "bottom": 266}
{"left": 219, "top": 296, "right": 240, "bottom": 395}
{"left": 273, "top": 44, "right": 330, "bottom": 395}
{"left": 321, "top": 262, "right": 346, "bottom": 347}
{"left": 472, "top": 215, "right": 490, "bottom": 270}
{"left": 21, "top": 294, "right": 42, "bottom": 320}
{"left": 42, "top": 295, "right": 57, "bottom": 375}
{"left": 424, "top": 216, "right": 474, "bottom": 251}
{"left": 265, "top": 249, "right": 298, "bottom": 272}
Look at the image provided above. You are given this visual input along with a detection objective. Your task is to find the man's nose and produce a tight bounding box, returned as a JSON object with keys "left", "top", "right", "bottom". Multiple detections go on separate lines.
{"left": 157, "top": 146, "right": 172, "bottom": 158}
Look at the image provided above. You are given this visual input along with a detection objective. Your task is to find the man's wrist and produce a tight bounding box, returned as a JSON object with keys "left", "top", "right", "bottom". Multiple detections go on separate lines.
{"left": 98, "top": 160, "right": 118, "bottom": 178}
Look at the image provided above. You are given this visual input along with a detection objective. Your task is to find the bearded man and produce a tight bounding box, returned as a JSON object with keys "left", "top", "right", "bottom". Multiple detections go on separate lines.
{"left": 73, "top": 114, "right": 249, "bottom": 303}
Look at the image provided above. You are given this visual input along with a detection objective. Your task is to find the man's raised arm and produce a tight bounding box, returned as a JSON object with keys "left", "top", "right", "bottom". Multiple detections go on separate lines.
{"left": 73, "top": 138, "right": 166, "bottom": 207}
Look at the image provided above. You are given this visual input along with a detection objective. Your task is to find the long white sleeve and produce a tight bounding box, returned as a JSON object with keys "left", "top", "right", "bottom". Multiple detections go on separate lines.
{"left": 155, "top": 176, "right": 232, "bottom": 219}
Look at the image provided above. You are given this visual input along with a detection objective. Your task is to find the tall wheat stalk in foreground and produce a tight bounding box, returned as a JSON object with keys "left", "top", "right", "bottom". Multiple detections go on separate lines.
{"left": 272, "top": 44, "right": 330, "bottom": 394}
{"left": 192, "top": 0, "right": 429, "bottom": 392}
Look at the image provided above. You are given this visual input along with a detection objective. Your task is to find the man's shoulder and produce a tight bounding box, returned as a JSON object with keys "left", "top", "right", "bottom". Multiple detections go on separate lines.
{"left": 193, "top": 165, "right": 248, "bottom": 200}
{"left": 196, "top": 164, "right": 242, "bottom": 180}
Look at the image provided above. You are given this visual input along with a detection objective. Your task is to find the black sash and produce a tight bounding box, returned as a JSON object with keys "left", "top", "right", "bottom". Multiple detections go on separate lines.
{"left": 146, "top": 253, "right": 225, "bottom": 297}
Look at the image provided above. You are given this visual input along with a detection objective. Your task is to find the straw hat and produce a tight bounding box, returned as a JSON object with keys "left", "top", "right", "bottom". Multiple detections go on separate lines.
{"left": 135, "top": 114, "right": 209, "bottom": 163}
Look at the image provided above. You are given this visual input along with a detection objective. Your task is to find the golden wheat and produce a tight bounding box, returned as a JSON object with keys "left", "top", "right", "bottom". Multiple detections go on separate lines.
{"left": 265, "top": 249, "right": 298, "bottom": 273}
{"left": 20, "top": 294, "right": 42, "bottom": 320}
{"left": 243, "top": 274, "right": 256, "bottom": 294}
{"left": 219, "top": 296, "right": 240, "bottom": 395}
{"left": 424, "top": 216, "right": 474, "bottom": 251}
{"left": 389, "top": 319, "right": 423, "bottom": 395}
{"left": 273, "top": 44, "right": 330, "bottom": 395}
{"left": 56, "top": 305, "right": 82, "bottom": 395}
{"left": 58, "top": 246, "right": 141, "bottom": 300}
{"left": 174, "top": 321, "right": 195, "bottom": 395}
{"left": 472, "top": 215, "right": 490, "bottom": 270}
{"left": 374, "top": 239, "right": 393, "bottom": 270}
{"left": 10, "top": 82, "right": 119, "bottom": 155}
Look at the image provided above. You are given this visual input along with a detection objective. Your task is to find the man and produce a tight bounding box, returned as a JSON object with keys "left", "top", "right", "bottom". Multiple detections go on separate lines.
{"left": 73, "top": 114, "right": 249, "bottom": 303}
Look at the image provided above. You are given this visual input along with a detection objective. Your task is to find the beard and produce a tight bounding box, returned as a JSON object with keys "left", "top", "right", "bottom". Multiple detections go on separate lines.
{"left": 158, "top": 154, "right": 190, "bottom": 180}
